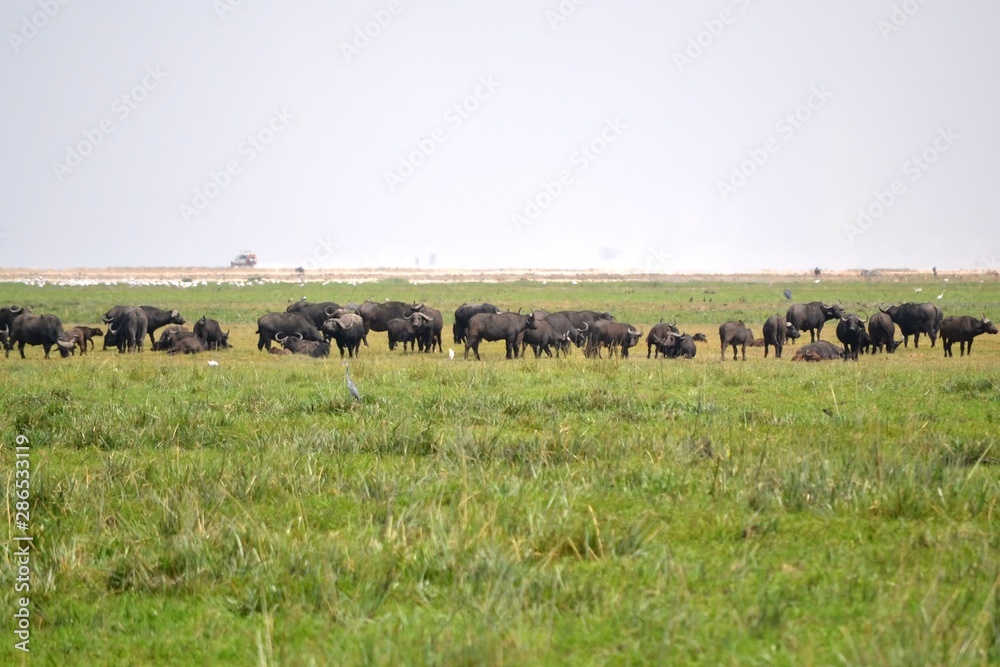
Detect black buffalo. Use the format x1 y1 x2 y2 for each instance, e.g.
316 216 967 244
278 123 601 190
358 300 413 337
408 304 443 353
649 331 697 359
719 320 754 361
386 313 432 352
5 313 75 359
286 299 341 328
103 305 185 347
785 302 844 342
879 302 943 348
867 312 900 354
453 303 502 344
791 341 844 361
256 312 324 351
274 332 331 357
322 312 365 358
107 306 149 353
0 305 31 331
646 321 679 358
762 315 800 359
153 326 190 351
836 312 868 361
194 316 230 350
517 320 569 358
938 314 998 357
586 321 643 358
465 311 537 360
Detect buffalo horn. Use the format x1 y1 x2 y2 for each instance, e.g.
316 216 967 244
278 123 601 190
580 322 589 332
275 332 287 342
858 312 868 323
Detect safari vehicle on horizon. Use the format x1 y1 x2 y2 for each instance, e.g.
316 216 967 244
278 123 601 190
230 251 257 268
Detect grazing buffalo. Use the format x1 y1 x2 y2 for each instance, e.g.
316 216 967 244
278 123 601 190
938 314 998 357
517 320 569 358
650 331 697 359
104 306 185 347
275 332 331 357
785 302 845 342
836 312 868 361
358 300 413 337
762 315 800 359
867 312 900 354
791 340 844 361
586 321 643 358
408 304 444 353
719 321 754 361
286 299 342 328
194 316 230 350
322 313 366 358
646 321 679 358
453 303 502 344
465 311 537 360
5 313 75 359
386 313 432 352
256 312 324 351
879 302 943 348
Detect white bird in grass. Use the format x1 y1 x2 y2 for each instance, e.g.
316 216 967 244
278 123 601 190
341 362 361 402
937 288 945 300
448 348 455 360
914 288 922 293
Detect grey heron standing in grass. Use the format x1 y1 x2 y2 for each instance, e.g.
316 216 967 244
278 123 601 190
342 362 361 402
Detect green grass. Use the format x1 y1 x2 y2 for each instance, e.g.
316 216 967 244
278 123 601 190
2 277 1000 665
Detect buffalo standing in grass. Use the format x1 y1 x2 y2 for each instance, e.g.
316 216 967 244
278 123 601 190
64 326 103 355
785 302 844 343
465 311 537 360
322 312 366 358
938 314 998 357
586 321 643 358
720 321 754 361
358 300 413 338
836 312 868 361
517 319 570 358
791 340 844 361
867 312 901 354
256 312 324 351
286 299 342 328
386 313 432 352
879 302 943 348
453 303 502 344
103 305 185 347
107 306 149 353
408 304 444 353
762 315 800 359
4 313 75 359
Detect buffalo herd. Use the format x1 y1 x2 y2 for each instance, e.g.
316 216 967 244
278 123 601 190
0 298 995 362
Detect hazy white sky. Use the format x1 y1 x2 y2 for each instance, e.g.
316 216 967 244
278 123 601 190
1 1 998 272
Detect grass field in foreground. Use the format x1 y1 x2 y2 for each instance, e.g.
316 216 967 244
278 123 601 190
1 277 999 665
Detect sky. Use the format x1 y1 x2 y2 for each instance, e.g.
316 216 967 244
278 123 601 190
1 1 998 273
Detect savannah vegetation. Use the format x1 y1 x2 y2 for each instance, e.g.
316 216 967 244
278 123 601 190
1 276 999 665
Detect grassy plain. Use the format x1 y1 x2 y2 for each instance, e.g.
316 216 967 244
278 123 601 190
1 275 999 665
